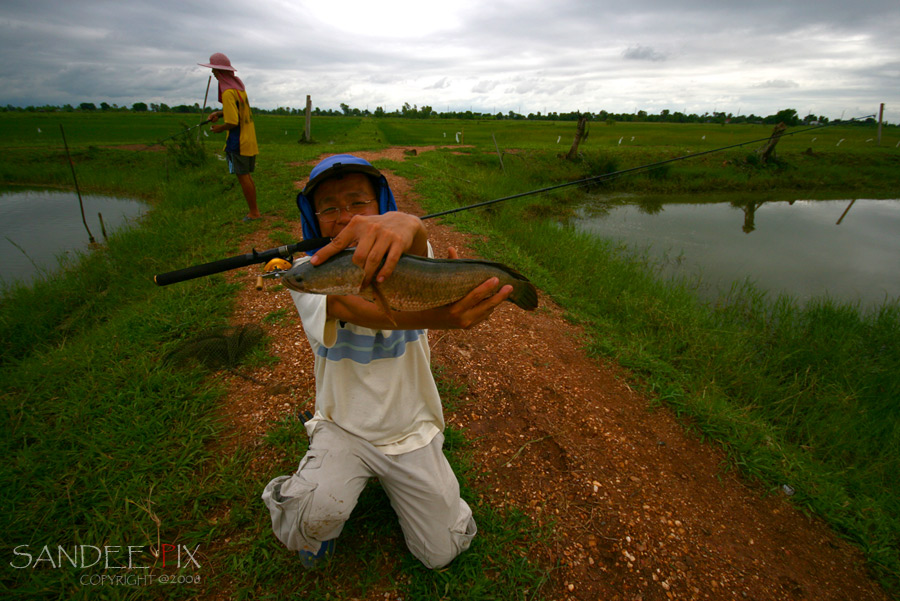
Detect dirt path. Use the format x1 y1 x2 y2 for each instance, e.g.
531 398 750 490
222 147 889 601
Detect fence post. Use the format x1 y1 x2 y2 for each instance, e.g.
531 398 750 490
305 95 312 142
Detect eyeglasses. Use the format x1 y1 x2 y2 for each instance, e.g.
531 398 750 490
315 199 375 223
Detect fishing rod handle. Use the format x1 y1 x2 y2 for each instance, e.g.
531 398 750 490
154 253 262 286
153 238 330 286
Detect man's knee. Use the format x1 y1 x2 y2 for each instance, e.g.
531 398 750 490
407 512 477 569
301 498 353 542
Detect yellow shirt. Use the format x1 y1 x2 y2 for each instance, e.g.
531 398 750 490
221 88 258 156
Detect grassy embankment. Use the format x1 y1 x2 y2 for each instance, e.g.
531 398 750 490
1 112 898 598
377 117 900 592
0 113 549 600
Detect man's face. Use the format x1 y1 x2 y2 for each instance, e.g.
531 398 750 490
313 172 380 237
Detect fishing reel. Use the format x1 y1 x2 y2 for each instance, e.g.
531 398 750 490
255 258 293 291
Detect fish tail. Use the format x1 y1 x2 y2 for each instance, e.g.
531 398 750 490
509 282 539 311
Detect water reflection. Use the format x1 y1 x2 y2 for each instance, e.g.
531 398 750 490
736 199 765 233
0 189 147 287
636 197 664 215
573 195 900 309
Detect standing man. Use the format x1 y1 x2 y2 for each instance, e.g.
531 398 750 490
262 154 514 569
198 52 261 221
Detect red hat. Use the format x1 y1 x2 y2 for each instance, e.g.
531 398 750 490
198 53 236 72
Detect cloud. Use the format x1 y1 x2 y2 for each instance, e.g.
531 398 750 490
471 80 499 94
622 45 668 62
426 77 452 90
0 0 898 121
754 80 801 89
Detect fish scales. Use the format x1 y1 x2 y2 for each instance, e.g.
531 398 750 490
282 250 538 311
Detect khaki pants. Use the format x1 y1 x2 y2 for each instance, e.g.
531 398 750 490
262 421 476 569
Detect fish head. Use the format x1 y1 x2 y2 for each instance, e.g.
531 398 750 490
281 262 312 293
280 252 364 297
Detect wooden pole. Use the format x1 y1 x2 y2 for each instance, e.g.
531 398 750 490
565 115 589 160
305 95 312 142
877 103 884 146
98 212 108 241
201 75 211 117
199 75 212 140
836 199 856 225
492 133 505 171
757 122 787 164
59 124 96 245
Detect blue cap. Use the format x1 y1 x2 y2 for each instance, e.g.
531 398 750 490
296 154 398 252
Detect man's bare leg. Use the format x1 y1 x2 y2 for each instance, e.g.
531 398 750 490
237 173 260 218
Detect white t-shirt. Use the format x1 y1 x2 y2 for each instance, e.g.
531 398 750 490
289 248 443 455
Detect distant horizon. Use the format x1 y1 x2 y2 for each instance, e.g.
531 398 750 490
2 1 897 125
2 102 888 125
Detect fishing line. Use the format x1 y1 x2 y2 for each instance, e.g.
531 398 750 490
421 115 875 220
146 119 211 148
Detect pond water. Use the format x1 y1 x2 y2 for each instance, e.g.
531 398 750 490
0 189 148 288
572 195 900 310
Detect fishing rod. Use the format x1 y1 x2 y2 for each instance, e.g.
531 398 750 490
154 116 873 286
200 75 212 123
154 238 331 286
151 118 212 147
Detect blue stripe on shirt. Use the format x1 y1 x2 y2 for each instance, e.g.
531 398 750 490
226 125 241 154
318 328 424 364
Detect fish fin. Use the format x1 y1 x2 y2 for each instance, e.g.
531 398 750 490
370 284 398 327
424 256 533 283
509 282 539 311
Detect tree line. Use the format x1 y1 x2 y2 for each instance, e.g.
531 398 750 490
1 103 886 127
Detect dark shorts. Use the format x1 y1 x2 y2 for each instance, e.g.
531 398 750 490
226 152 256 175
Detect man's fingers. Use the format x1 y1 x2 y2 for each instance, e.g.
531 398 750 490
484 284 514 309
451 282 513 329
311 230 354 265
373 244 405 284
457 278 503 310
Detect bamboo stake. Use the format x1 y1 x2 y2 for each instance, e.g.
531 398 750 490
98 212 108 241
201 75 211 119
836 199 856 225
492 133 505 171
59 124 96 245
199 75 212 140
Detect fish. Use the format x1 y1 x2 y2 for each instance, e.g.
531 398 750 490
281 250 538 316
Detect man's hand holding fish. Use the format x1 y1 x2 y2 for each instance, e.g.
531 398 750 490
310 210 428 287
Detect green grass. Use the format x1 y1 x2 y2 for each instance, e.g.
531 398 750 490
1 112 898 598
391 146 900 592
0 118 553 599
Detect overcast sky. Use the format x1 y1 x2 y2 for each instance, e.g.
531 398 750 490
1 0 898 122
